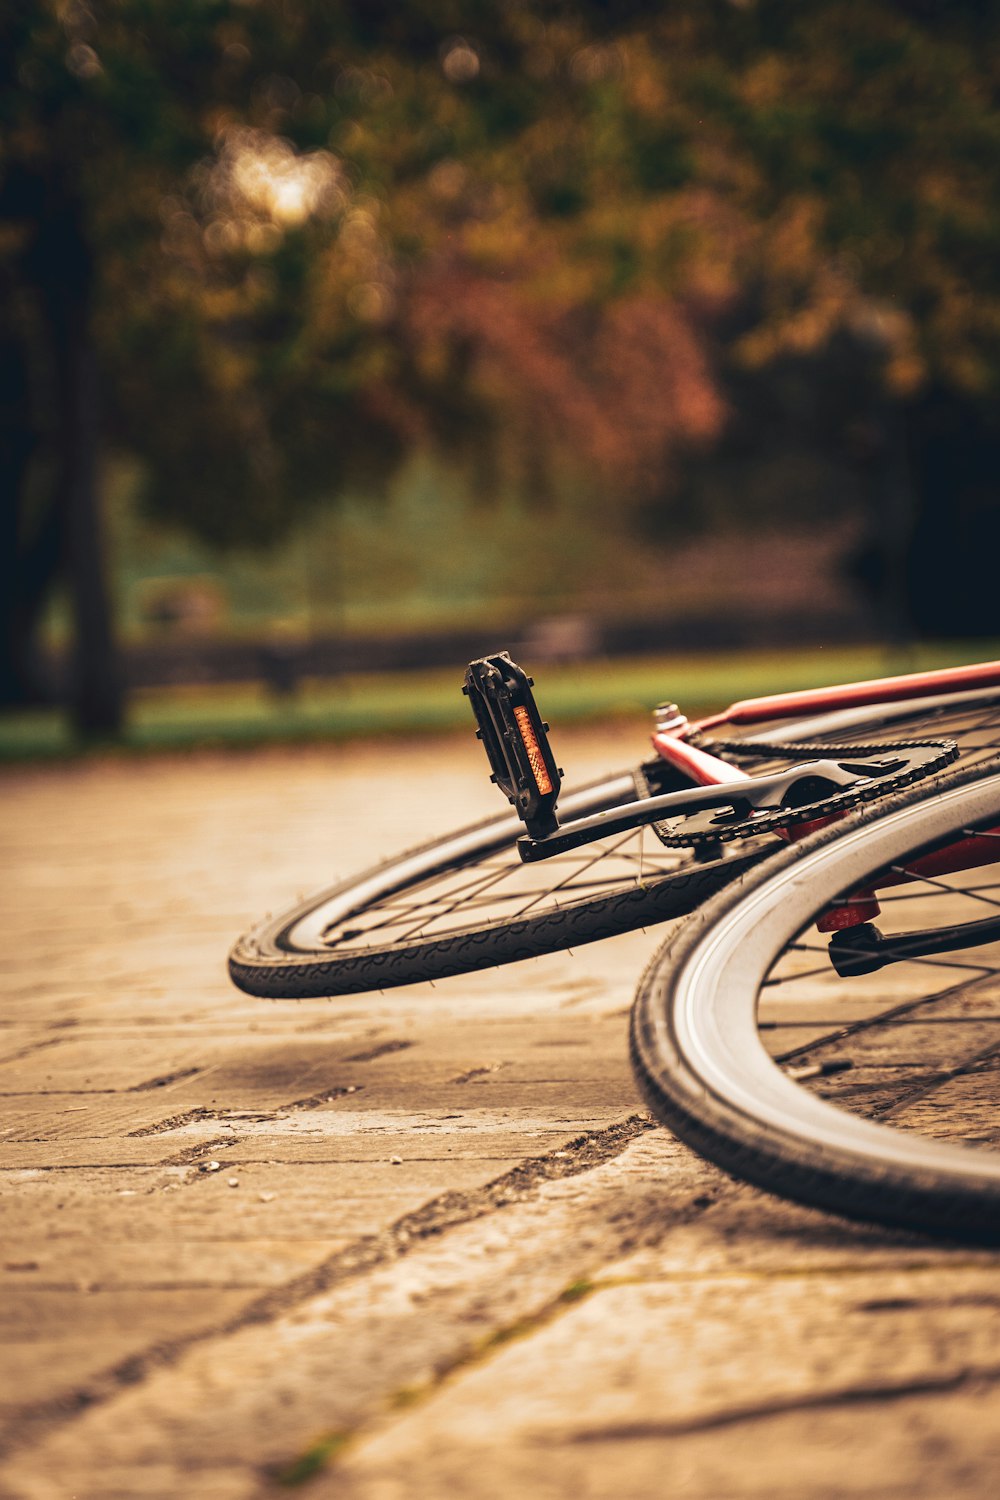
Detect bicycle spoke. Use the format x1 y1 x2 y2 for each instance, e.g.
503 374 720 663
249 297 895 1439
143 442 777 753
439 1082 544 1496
317 813 689 949
367 859 538 943
762 966 833 986
322 857 522 946
769 970 995 1064
508 828 649 919
871 1036 1000 1121
888 865 1000 912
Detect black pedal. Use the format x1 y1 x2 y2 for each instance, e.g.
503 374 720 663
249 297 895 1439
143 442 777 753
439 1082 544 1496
463 652 562 839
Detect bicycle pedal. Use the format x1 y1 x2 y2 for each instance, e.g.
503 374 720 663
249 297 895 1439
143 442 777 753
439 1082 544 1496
464 652 562 839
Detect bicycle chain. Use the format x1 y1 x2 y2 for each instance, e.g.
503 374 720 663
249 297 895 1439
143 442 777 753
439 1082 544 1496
644 733 960 847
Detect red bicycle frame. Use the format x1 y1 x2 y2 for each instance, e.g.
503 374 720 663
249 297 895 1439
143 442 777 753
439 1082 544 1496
651 657 1000 931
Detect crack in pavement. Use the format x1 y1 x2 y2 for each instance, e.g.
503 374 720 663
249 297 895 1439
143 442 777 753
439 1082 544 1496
127 1084 364 1139
343 1041 414 1063
129 1068 204 1092
0 1113 656 1462
558 1363 1000 1443
268 1314 1000 1486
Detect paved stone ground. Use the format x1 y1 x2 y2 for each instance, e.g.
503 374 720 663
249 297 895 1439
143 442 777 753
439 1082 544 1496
1 729 998 1500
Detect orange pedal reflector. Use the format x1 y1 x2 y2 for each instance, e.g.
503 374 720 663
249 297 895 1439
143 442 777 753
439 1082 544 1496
514 706 553 795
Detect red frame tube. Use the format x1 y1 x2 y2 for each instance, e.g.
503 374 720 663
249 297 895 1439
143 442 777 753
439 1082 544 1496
690 659 1000 735
651 731 750 787
817 830 1000 931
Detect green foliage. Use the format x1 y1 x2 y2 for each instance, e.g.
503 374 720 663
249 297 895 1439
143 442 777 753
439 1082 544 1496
5 0 1000 558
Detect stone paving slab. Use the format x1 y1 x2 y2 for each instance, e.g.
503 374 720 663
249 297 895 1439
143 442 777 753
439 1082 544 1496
1 731 999 1499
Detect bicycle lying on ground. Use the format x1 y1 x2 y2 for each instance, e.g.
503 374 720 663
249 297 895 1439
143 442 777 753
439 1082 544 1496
230 652 1000 1243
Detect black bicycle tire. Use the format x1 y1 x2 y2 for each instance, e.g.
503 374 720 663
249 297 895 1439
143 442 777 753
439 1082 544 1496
630 758 1000 1244
229 772 766 999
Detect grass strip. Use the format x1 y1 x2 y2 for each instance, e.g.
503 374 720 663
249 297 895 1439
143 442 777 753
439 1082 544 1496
2 642 997 763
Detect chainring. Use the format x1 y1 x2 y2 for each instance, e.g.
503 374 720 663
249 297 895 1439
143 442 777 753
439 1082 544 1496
645 736 959 847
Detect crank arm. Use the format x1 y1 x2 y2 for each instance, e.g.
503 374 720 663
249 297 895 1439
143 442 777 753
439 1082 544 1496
517 784 761 861
521 750 953 870
516 757 900 862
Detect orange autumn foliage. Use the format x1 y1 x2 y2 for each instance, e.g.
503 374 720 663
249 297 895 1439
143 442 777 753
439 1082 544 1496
399 262 725 499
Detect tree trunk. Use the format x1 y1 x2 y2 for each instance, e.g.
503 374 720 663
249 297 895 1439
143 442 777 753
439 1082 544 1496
37 185 124 738
59 314 123 736
903 389 1000 639
0 310 56 706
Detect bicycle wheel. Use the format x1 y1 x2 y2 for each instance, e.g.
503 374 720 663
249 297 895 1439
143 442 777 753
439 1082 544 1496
231 689 1000 1000
631 758 1000 1243
229 769 766 999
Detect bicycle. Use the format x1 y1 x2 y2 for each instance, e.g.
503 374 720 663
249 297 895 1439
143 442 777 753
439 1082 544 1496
229 651 1000 1242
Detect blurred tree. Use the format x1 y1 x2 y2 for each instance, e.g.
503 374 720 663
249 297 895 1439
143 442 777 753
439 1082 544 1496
636 1 1000 633
0 0 298 729
5 0 1000 737
0 0 726 733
